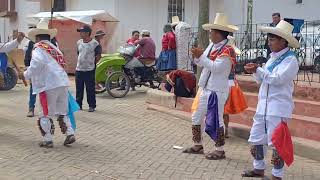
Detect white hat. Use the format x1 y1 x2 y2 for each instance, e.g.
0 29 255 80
202 13 238 32
171 16 180 26
28 20 57 42
141 30 150 36
259 20 299 48
227 35 241 55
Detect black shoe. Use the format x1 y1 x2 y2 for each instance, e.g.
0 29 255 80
88 107 95 112
27 108 35 117
39 141 53 148
64 135 76 146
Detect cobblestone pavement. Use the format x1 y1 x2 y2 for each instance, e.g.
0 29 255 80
0 84 319 180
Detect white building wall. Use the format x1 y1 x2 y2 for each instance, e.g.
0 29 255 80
252 0 320 23
113 0 168 54
66 0 168 55
184 0 199 28
3 0 319 52
66 0 116 16
0 0 40 44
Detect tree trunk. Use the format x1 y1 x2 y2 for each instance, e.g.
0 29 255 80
196 0 210 89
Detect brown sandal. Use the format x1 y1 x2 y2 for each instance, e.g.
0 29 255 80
241 170 264 177
182 145 204 154
205 150 226 160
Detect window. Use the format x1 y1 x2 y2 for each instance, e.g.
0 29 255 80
168 0 185 23
296 0 302 4
0 0 16 17
53 0 65 12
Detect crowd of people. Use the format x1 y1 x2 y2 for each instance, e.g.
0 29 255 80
0 11 300 179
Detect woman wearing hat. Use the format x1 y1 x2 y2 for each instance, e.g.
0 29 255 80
242 20 299 180
183 13 238 160
156 24 177 71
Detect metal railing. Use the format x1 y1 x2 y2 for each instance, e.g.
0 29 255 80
188 21 320 84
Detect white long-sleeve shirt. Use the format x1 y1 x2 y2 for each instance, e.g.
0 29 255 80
253 47 299 118
24 40 69 94
194 39 232 93
0 40 19 53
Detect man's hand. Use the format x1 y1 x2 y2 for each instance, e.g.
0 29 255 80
17 32 25 44
18 72 24 80
191 47 204 59
244 63 259 73
18 72 28 87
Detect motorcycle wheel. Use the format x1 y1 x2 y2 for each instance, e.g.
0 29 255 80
0 67 17 91
105 71 130 98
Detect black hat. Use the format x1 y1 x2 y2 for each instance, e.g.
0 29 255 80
77 25 92 33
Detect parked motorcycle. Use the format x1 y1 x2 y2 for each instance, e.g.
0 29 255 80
0 53 18 90
95 45 162 98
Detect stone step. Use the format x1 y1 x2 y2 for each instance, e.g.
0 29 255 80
237 77 320 101
245 92 320 118
146 89 320 141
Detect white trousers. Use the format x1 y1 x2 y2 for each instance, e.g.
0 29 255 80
40 116 74 142
191 88 228 147
39 87 74 142
248 114 289 178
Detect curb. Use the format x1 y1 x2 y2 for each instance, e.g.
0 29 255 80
147 103 320 162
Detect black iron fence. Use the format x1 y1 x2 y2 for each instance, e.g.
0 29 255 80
188 21 320 84
234 21 320 84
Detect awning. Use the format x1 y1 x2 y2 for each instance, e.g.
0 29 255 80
28 10 119 25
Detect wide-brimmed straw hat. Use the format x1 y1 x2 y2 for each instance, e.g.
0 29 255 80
171 16 180 26
95 30 106 37
259 20 299 48
202 13 238 33
227 36 241 55
28 20 57 42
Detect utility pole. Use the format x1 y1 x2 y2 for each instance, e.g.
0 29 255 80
196 0 210 86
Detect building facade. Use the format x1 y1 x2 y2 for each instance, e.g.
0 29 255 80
0 0 318 54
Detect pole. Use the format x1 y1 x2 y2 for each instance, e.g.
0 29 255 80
246 0 253 48
50 0 54 29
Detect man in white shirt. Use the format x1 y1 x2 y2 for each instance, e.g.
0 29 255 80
242 20 300 180
0 33 25 86
0 32 25 53
183 13 238 160
76 25 101 112
22 21 76 148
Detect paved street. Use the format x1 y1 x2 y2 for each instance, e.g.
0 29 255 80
0 83 319 180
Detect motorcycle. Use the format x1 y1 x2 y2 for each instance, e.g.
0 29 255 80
0 53 18 90
95 45 163 98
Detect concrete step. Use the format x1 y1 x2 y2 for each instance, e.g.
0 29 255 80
237 77 320 101
245 92 320 118
146 103 320 162
146 89 320 140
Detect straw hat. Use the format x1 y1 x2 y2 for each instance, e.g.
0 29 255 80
95 30 106 37
28 20 57 42
259 20 299 48
202 13 238 32
227 36 241 55
171 16 180 26
141 30 150 36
